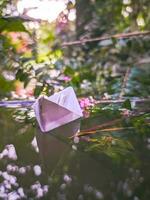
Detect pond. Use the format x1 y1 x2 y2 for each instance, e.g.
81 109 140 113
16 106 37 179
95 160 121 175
0 101 150 200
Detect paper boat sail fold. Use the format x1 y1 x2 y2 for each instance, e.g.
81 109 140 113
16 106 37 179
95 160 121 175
33 87 83 132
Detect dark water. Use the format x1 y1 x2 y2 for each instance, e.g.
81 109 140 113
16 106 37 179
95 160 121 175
0 106 150 200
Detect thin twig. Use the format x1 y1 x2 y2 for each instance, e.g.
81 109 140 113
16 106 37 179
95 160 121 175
1 15 45 23
80 119 121 133
136 58 150 65
77 119 150 137
77 127 134 137
95 98 150 104
70 111 150 138
62 31 150 46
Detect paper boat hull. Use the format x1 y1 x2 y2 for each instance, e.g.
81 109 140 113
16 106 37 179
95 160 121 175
33 87 83 132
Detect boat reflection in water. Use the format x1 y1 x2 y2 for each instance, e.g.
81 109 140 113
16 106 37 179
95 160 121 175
35 118 111 199
36 119 80 174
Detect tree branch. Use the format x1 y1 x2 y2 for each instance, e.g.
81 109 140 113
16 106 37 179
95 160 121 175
0 98 149 108
1 15 45 23
62 31 150 46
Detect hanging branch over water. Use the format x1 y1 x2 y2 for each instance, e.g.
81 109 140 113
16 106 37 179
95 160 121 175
62 31 150 46
77 127 135 137
79 118 122 133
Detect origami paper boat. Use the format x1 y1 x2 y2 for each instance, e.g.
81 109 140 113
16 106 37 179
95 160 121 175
33 87 83 132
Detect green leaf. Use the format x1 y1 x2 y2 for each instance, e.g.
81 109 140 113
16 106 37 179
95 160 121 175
16 69 29 82
0 75 14 93
0 18 27 32
34 85 43 96
64 66 75 76
122 99 132 110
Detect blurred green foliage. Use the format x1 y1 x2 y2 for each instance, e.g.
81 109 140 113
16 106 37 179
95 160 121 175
0 0 149 98
0 18 27 32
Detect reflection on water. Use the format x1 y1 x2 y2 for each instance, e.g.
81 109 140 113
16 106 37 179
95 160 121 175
0 108 150 199
36 119 80 174
35 120 112 199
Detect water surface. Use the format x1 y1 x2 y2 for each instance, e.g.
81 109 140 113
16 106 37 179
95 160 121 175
0 106 150 200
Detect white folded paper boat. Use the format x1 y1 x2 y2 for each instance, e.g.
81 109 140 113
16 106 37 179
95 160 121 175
33 87 83 132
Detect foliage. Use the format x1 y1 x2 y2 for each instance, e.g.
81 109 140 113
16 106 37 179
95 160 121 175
85 135 134 162
0 18 27 32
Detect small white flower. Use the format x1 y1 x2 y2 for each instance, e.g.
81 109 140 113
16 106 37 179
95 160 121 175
33 165 42 176
8 191 20 200
95 190 104 199
36 188 44 198
63 174 72 184
18 167 26 174
17 187 26 198
43 185 49 194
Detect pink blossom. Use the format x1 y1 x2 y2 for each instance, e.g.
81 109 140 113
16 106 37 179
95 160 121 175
79 97 95 109
58 75 72 82
79 97 96 118
63 76 72 82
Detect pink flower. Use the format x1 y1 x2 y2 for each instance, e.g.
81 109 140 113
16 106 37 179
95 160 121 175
79 97 96 110
63 76 72 82
58 75 72 82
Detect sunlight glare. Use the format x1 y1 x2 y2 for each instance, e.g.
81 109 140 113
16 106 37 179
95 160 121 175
17 0 66 22
68 9 76 21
